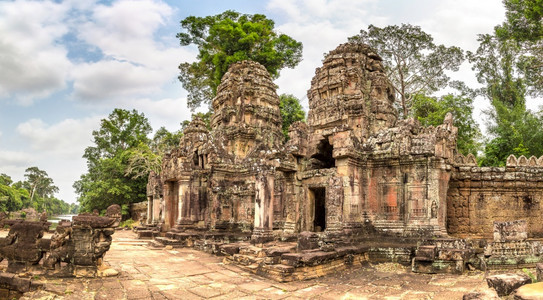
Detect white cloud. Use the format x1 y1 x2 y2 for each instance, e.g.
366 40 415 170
16 116 100 158
11 116 103 203
0 0 72 104
118 97 193 131
267 0 385 107
0 150 32 168
417 0 505 51
72 60 168 100
72 0 195 101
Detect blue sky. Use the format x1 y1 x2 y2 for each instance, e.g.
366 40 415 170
0 0 528 203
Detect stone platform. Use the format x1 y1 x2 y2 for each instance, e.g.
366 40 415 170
17 230 499 299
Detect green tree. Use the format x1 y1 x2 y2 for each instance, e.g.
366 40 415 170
496 0 543 96
349 24 465 118
177 10 303 110
23 167 59 202
151 127 183 154
180 112 213 131
279 94 306 140
0 174 26 212
500 0 542 42
74 109 152 212
124 142 163 180
412 93 481 156
469 32 543 166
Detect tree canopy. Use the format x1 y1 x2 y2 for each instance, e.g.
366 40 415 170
412 93 481 156
349 24 465 118
0 168 73 215
469 0 543 166
496 0 543 96
279 94 306 141
75 109 153 212
177 10 303 110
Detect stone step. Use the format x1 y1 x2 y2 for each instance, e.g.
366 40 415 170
232 254 264 266
136 230 159 239
154 237 185 247
147 240 166 249
239 245 265 257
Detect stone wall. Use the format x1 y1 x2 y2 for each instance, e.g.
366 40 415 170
447 155 543 238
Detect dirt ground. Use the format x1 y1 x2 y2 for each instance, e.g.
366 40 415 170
14 230 501 299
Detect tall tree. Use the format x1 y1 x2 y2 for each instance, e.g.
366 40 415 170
496 0 543 96
24 167 59 202
75 109 152 212
349 24 464 118
177 10 303 110
279 94 306 141
469 32 543 166
84 109 152 165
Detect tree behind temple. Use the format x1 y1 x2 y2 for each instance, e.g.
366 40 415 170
412 93 482 156
349 24 464 119
177 10 303 110
469 30 543 166
279 94 305 141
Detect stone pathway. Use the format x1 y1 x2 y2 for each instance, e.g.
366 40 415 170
21 230 492 299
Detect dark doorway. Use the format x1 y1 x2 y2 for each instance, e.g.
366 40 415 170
312 187 326 232
311 139 335 168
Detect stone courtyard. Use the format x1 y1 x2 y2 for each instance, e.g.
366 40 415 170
16 230 503 299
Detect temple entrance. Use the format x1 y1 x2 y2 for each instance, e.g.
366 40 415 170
311 187 326 232
164 181 179 230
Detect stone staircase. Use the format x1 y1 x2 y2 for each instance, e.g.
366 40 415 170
134 224 161 239
221 241 376 282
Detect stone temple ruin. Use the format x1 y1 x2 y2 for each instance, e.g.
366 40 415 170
0 205 120 278
138 43 543 281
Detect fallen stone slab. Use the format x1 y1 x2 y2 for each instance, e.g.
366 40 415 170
514 282 543 300
300 251 337 266
486 273 531 296
220 243 241 256
462 288 499 300
416 245 436 261
265 246 294 257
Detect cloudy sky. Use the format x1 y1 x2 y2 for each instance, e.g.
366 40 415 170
0 0 530 203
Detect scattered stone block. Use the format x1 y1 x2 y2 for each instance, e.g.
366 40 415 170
297 232 319 251
416 245 436 261
514 282 543 300
486 273 531 296
220 244 241 256
537 263 543 282
462 288 499 300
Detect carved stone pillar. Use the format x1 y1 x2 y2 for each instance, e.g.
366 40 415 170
251 172 275 243
178 180 192 225
146 196 153 225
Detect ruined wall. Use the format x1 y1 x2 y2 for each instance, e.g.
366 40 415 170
352 116 456 237
0 205 120 277
447 155 543 238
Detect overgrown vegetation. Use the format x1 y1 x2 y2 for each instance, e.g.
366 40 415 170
470 0 543 166
0 168 76 215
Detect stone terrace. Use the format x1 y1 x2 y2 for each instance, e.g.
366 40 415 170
14 230 509 299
